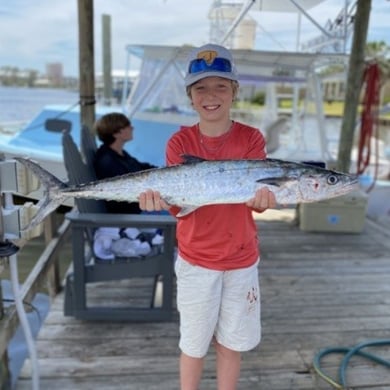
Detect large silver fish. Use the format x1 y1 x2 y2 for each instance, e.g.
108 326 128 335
15 155 359 231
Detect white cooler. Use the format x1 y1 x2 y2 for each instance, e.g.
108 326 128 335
299 190 368 233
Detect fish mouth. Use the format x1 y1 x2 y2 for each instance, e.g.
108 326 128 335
349 175 360 187
341 177 360 193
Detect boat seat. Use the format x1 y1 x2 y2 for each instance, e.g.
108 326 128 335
264 116 288 154
80 124 98 176
61 125 176 322
62 128 105 213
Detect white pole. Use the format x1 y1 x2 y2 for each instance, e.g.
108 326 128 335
9 253 40 390
291 11 301 146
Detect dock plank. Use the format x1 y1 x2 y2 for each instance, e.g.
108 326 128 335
16 215 390 390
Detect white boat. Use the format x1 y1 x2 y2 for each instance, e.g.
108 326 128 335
0 47 343 170
0 102 193 183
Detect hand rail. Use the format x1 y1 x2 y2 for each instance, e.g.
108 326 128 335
0 214 71 387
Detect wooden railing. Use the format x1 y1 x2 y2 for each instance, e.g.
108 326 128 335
0 213 71 388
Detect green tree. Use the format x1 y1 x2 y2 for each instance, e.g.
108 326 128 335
26 70 38 87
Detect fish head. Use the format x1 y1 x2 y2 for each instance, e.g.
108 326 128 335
298 169 359 202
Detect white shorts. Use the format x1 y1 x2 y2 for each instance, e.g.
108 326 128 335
174 255 261 358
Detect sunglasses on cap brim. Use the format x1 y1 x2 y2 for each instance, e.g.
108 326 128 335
188 57 232 74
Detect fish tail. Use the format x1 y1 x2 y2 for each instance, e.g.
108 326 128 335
14 157 68 231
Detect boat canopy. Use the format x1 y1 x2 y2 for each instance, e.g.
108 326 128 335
124 43 348 118
252 0 325 13
123 43 348 161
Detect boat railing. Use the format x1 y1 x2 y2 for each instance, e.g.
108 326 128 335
0 210 71 388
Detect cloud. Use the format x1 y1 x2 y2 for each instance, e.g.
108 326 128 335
0 0 78 72
0 0 389 77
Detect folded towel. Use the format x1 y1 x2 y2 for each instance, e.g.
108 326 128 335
111 238 151 257
93 227 121 260
93 227 159 260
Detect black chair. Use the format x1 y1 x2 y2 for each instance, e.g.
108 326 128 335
62 125 176 322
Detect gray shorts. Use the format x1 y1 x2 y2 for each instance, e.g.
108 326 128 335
175 255 261 358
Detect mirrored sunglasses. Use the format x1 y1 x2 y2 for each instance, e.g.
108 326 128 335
188 57 232 74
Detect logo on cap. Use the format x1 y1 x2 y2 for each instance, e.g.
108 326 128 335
197 50 218 64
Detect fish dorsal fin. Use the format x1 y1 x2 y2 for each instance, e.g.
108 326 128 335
181 154 206 164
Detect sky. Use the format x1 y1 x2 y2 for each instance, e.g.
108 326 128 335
0 0 389 77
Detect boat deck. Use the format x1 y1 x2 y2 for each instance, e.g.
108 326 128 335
15 211 390 390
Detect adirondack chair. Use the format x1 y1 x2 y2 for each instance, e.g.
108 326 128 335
61 124 176 322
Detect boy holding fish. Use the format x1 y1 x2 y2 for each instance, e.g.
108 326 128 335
140 43 276 390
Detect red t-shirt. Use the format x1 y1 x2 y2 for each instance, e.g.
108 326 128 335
166 121 267 271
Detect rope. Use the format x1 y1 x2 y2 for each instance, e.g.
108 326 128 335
356 62 381 191
313 339 390 389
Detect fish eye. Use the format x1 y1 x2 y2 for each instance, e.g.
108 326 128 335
327 174 339 185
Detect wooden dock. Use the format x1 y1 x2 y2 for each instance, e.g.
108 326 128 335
15 211 390 390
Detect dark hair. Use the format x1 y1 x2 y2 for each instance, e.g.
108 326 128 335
93 112 130 145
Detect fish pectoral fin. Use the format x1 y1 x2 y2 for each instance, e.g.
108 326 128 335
176 205 198 217
256 177 292 187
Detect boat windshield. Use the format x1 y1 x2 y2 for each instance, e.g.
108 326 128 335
128 54 194 117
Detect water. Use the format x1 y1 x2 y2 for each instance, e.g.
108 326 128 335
0 86 79 122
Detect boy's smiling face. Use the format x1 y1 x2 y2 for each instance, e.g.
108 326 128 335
190 76 234 121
